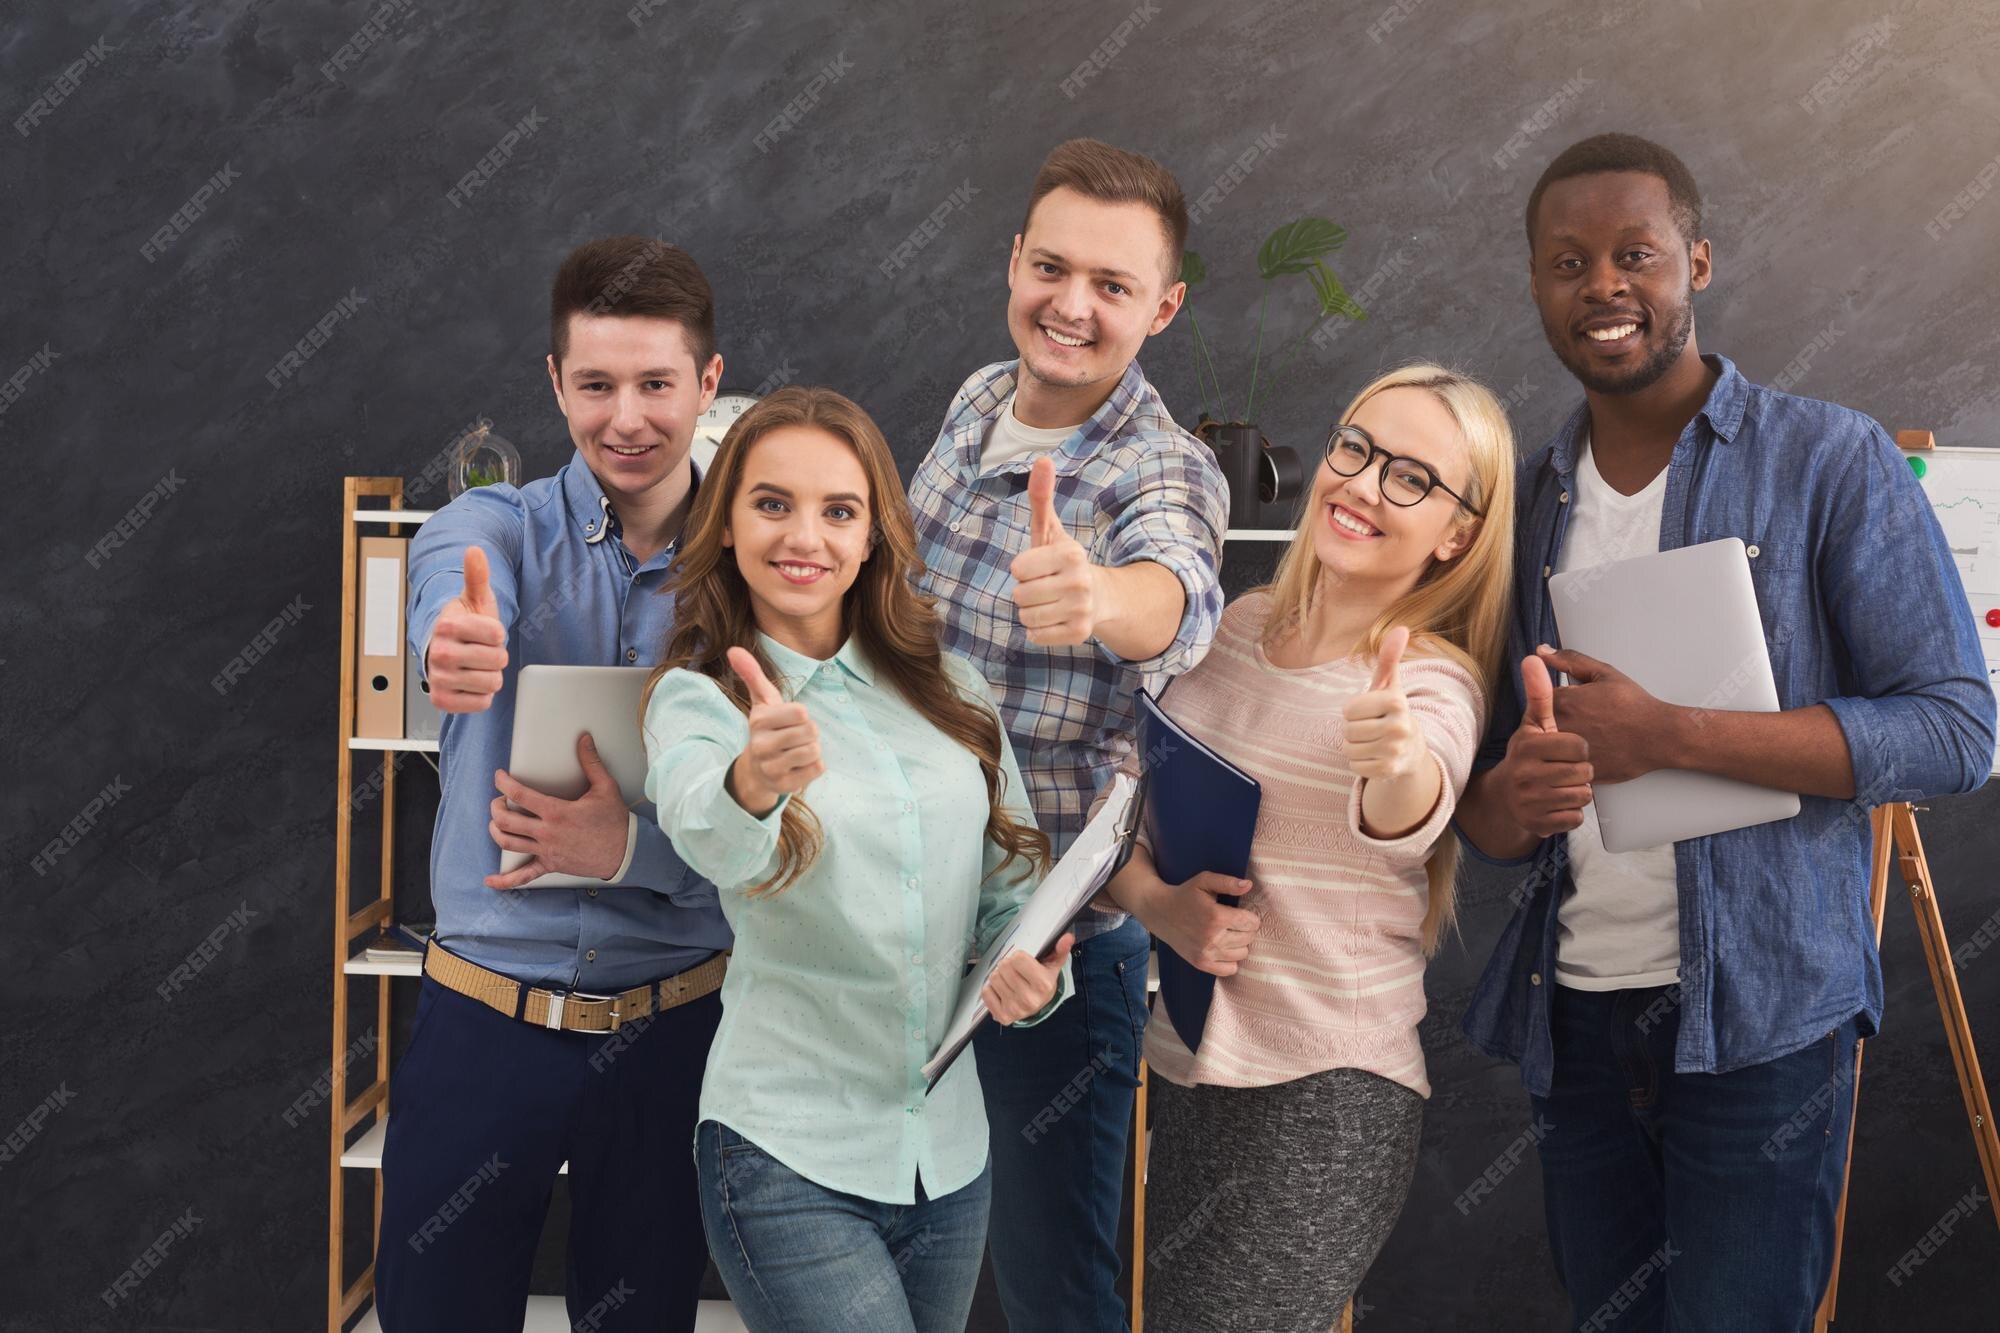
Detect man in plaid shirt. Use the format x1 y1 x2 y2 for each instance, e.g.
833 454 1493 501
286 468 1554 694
908 139 1227 1331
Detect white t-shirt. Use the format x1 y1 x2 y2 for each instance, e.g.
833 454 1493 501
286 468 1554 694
979 394 1075 472
1553 436 1681 991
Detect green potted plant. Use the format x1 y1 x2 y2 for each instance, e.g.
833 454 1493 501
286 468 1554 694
1181 218 1365 526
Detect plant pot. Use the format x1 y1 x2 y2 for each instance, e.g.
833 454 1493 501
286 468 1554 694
1204 421 1267 530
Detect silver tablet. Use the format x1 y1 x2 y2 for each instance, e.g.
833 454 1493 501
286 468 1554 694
1548 537 1801 852
498 664 655 888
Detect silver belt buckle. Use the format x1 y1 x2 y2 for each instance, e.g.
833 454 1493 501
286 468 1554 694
547 987 620 1031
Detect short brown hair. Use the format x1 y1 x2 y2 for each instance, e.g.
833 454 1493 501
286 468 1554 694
1020 139 1188 289
549 235 717 369
1526 133 1704 250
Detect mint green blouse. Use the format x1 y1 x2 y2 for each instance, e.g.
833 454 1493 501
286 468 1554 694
644 632 1067 1204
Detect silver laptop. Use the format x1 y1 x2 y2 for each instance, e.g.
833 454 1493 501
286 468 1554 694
1548 537 1801 852
499 665 656 888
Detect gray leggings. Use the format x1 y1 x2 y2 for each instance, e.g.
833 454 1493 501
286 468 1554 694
1144 1066 1424 1333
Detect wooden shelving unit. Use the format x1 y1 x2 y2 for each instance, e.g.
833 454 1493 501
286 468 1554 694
328 477 424 1333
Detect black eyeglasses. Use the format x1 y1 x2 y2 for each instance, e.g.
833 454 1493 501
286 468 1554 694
1323 424 1483 515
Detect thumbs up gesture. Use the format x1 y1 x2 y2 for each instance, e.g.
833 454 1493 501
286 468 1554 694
1008 456 1100 647
1492 651 1596 836
726 646 823 817
1343 627 1427 781
427 545 509 714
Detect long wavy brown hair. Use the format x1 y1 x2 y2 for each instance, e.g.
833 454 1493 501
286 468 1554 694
643 385 1051 896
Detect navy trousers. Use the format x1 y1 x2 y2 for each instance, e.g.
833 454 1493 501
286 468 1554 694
375 970 721 1332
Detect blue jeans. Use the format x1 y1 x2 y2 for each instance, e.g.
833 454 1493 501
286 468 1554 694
973 915 1150 1331
1531 983 1860 1333
376 973 720 1332
696 1120 991 1333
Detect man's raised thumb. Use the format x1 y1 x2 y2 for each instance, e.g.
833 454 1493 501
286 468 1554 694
1520 652 1557 733
1027 455 1062 547
461 545 498 617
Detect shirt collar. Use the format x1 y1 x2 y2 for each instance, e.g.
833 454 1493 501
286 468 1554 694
560 448 705 546
754 628 877 691
948 358 1151 479
1548 353 1747 476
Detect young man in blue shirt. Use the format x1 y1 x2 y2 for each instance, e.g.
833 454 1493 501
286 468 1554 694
375 237 733 1332
907 139 1229 1330
1455 134 1995 1332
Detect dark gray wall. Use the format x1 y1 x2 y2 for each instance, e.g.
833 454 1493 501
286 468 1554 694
5 0 1997 1329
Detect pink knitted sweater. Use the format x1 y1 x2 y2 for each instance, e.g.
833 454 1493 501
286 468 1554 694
1135 591 1483 1099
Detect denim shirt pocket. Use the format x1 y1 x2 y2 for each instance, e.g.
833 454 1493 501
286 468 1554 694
1739 537 1810 706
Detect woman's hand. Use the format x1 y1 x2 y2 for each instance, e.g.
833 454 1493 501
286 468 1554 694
726 647 822 816
1343 627 1424 781
1105 847 1260 977
983 932 1074 1025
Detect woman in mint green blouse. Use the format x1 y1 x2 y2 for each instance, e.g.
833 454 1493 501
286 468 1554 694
642 386 1073 1333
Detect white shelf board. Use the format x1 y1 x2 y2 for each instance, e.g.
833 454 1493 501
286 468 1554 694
340 1116 389 1169
349 737 440 752
343 1113 566 1174
1224 528 1293 542
351 508 436 524
353 1295 746 1332
344 950 423 977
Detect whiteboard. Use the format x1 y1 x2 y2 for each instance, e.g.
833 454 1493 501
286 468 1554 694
1906 444 2000 776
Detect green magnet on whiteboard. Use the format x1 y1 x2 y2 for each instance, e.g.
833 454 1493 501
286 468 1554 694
1908 455 1927 478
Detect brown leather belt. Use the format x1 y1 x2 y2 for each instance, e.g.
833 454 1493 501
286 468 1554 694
423 942 726 1034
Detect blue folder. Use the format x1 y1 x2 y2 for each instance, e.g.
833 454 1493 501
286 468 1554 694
1133 687 1261 1053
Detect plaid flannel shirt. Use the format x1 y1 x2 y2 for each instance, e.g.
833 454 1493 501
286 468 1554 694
908 358 1229 939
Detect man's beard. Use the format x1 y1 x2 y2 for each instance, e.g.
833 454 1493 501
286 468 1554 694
1544 293 1695 395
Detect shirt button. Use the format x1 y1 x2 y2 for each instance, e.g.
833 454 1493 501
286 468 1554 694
1558 490 1570 504
906 876 920 890
626 648 637 662
1530 971 1543 986
586 949 597 962
1542 564 1553 578
949 520 962 533
1746 544 1761 558
911 951 924 965
903 800 915 814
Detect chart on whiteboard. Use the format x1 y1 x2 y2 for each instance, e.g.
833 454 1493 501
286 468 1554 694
1912 446 2000 776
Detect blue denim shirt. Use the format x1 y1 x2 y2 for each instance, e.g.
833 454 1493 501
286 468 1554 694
1459 356 1995 1097
406 450 732 993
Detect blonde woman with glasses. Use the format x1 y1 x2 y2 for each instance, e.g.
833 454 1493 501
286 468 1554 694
1098 365 1517 1330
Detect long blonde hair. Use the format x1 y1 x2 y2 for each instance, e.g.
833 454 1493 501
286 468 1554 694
1257 363 1517 954
643 386 1050 896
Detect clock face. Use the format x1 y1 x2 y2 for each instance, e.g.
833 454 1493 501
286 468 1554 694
693 391 760 472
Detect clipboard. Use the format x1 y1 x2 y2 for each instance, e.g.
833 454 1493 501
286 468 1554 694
922 770 1142 1090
